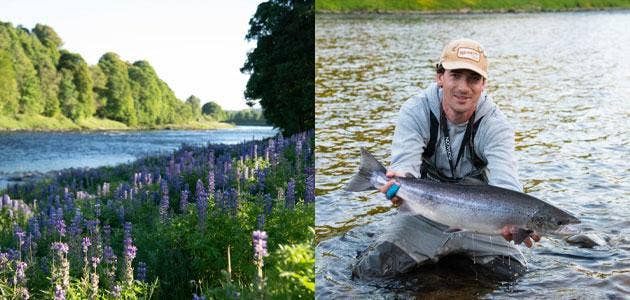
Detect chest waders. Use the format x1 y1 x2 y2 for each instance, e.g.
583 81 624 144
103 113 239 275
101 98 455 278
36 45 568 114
419 107 489 184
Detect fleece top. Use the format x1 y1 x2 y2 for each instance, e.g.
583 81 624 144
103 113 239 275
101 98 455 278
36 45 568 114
390 82 522 192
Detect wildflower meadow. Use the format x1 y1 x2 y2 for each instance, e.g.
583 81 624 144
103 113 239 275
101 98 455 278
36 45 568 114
0 130 314 299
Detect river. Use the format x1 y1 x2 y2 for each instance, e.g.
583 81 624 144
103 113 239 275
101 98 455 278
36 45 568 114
315 11 630 299
0 126 277 190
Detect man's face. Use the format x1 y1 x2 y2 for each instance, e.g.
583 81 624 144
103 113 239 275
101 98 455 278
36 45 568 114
436 69 486 115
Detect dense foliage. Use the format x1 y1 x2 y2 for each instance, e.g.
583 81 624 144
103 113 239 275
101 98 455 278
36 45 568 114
0 21 205 128
0 130 314 299
241 0 314 136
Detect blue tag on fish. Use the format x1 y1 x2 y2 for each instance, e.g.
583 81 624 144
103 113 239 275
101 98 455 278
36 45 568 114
385 184 400 200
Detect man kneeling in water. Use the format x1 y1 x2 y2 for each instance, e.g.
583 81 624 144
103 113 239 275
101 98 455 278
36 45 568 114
353 38 540 279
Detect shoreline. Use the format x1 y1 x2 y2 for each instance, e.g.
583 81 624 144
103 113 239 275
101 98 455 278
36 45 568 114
316 6 630 15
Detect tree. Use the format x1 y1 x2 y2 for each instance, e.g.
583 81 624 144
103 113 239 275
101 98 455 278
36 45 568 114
57 50 95 120
201 101 227 121
0 49 19 114
185 95 202 119
97 52 137 126
241 0 314 136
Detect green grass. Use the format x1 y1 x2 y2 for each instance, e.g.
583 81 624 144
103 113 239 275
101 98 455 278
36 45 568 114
0 114 80 131
76 117 129 130
0 115 234 131
316 0 630 13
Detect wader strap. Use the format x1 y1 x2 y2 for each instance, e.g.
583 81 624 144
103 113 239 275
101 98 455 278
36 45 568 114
420 111 439 179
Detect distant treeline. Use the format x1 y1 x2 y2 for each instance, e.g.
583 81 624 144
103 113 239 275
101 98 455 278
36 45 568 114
316 0 630 12
201 101 268 126
0 21 208 127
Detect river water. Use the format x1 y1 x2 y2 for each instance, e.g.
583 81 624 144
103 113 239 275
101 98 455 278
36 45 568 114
315 11 630 299
0 126 276 190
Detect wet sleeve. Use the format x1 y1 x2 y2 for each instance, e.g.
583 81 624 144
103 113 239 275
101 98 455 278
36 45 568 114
389 97 430 178
478 113 523 192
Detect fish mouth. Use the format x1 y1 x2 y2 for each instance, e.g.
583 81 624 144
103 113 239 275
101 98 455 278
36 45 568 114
554 223 582 236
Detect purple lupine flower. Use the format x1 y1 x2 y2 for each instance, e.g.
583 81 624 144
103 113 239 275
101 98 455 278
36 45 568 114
285 179 295 209
252 230 269 259
82 237 91 255
111 285 122 297
103 246 116 264
159 180 170 222
195 179 208 231
51 242 70 292
54 284 66 300
15 261 27 283
225 188 238 217
207 170 215 196
124 238 137 260
123 222 132 240
137 261 147 282
180 189 189 213
14 225 25 247
86 219 99 236
94 203 101 218
305 174 315 204
51 242 69 254
54 217 66 237
193 294 206 300
91 256 100 269
123 237 137 285
103 224 111 244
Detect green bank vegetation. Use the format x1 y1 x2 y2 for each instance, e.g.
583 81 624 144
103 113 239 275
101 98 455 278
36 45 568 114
0 21 239 131
316 0 630 13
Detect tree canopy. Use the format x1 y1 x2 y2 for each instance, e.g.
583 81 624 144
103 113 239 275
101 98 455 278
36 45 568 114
241 0 314 136
0 21 204 128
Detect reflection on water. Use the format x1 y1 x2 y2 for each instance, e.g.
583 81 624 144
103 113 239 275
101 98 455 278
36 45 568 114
316 11 630 299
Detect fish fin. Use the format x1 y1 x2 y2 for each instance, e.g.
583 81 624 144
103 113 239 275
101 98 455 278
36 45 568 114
513 228 534 245
344 148 387 192
444 228 463 233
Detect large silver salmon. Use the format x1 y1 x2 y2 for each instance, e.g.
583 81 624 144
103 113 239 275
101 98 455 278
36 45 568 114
345 148 580 244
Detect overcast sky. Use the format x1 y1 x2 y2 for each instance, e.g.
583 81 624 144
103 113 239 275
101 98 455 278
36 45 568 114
0 0 263 110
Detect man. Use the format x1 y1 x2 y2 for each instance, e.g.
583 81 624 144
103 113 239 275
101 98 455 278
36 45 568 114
353 38 539 279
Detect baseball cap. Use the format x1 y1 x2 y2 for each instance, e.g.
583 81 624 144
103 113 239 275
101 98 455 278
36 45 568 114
439 38 488 79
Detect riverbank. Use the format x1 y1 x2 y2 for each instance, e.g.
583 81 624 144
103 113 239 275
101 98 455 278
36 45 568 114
0 114 234 132
316 0 630 13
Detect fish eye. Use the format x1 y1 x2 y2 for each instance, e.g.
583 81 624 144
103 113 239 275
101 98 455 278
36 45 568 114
556 221 563 226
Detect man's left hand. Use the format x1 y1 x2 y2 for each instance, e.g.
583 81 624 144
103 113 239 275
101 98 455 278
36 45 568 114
501 225 541 248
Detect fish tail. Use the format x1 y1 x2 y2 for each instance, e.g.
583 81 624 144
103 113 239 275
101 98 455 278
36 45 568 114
344 148 387 192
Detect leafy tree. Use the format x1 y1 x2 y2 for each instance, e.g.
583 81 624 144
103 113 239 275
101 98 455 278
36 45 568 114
241 0 314 136
185 95 202 119
57 50 95 120
129 61 163 125
0 49 19 114
201 101 226 121
97 52 137 125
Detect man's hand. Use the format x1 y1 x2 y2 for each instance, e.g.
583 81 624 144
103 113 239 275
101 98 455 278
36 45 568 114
501 225 541 248
378 170 407 206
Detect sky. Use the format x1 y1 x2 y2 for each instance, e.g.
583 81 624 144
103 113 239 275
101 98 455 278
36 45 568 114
0 0 264 110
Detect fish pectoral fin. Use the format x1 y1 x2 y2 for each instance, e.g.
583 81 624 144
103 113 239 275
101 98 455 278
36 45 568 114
444 227 464 233
513 228 534 245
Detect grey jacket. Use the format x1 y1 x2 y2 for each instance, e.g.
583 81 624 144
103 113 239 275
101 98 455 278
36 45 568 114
390 83 522 192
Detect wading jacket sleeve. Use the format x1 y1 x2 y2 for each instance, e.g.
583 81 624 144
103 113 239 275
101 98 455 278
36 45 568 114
389 83 522 192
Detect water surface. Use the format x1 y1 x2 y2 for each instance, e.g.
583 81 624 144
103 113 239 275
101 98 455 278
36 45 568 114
0 126 276 189
316 11 630 299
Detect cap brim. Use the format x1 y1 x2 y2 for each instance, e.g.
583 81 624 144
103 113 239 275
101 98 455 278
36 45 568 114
442 61 488 79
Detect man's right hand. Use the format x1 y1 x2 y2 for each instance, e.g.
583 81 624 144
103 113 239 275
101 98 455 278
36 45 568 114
378 170 407 206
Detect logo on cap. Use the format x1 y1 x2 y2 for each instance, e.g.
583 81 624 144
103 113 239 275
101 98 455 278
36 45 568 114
457 48 480 62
